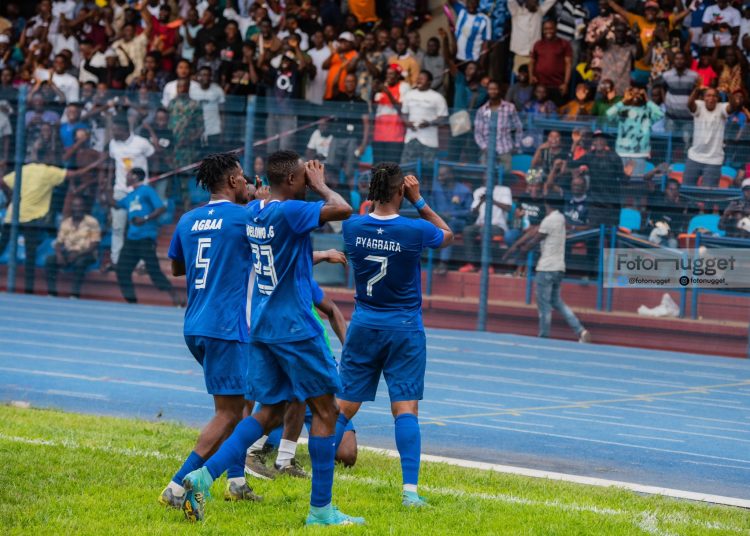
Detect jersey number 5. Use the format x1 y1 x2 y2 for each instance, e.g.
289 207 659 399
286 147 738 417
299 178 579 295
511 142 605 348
195 237 211 289
364 255 388 296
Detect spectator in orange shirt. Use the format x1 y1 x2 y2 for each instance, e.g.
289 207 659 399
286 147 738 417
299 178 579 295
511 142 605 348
323 32 358 100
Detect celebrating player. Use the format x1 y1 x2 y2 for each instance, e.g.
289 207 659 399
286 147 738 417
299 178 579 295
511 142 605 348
333 163 453 507
245 277 358 479
160 153 260 509
181 151 364 526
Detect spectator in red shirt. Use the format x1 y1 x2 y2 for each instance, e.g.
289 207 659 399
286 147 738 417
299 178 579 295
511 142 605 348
530 20 573 105
145 4 178 74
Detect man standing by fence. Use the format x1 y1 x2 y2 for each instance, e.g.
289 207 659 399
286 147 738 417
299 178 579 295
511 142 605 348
525 191 591 342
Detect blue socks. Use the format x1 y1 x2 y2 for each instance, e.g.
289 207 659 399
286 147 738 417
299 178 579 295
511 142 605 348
333 413 349 450
308 435 336 507
394 413 421 488
266 424 283 449
172 451 205 486
204 416 264 480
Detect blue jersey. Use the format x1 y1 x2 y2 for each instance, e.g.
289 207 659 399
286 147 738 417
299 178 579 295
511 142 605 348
343 214 443 331
168 200 253 342
246 199 324 343
116 184 164 241
311 279 324 307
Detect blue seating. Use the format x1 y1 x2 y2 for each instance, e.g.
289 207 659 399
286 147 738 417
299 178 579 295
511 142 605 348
721 165 738 179
687 214 724 236
512 154 532 173
619 208 641 232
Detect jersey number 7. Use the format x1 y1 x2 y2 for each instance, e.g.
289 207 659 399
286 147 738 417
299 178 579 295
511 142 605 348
364 255 388 297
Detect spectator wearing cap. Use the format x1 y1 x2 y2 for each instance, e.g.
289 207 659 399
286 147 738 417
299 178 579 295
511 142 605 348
575 131 626 227
400 70 449 171
112 167 181 306
388 36 421 87
702 0 741 51
606 0 690 86
644 178 692 248
326 73 369 185
683 86 738 187
509 0 557 74
323 31 358 100
720 179 750 237
530 20 572 105
83 47 135 90
264 51 303 153
474 80 522 175
372 64 410 163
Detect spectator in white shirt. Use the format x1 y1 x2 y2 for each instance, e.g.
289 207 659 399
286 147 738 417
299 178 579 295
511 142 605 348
305 30 330 105
79 40 106 84
458 183 517 273
107 119 155 266
509 0 557 73
702 0 741 49
51 21 80 69
161 59 200 108
193 66 226 151
49 53 80 104
683 86 738 187
400 70 448 172
305 121 334 161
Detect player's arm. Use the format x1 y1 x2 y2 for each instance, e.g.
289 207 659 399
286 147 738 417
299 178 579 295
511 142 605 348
404 175 454 248
315 296 347 345
304 160 353 224
313 249 348 265
171 260 186 277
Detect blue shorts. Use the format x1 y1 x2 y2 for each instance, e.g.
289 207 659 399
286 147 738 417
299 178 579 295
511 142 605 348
247 337 342 404
185 335 248 396
338 324 426 403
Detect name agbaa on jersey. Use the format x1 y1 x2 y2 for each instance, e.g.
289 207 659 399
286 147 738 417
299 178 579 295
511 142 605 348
191 218 224 231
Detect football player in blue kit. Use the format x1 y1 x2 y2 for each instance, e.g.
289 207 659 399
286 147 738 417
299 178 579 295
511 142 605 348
181 151 364 526
161 153 260 512
333 163 453 507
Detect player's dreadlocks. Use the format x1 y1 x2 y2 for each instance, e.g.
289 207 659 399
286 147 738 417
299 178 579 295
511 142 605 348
196 152 240 192
367 162 404 204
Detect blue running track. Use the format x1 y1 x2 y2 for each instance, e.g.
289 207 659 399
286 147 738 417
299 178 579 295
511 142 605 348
1 293 750 501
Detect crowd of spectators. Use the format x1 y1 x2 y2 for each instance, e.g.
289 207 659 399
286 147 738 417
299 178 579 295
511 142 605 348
1 0 750 295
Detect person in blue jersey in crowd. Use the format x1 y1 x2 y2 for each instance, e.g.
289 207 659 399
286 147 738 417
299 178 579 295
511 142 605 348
112 167 182 306
245 277 358 479
160 153 259 514
334 162 454 508
181 151 364 527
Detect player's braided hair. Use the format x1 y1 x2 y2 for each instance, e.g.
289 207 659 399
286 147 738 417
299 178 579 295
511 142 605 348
196 152 240 192
367 162 403 204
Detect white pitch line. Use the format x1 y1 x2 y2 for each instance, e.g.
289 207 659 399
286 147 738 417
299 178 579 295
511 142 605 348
0 431 746 531
617 433 685 444
0 326 185 349
353 444 750 510
0 352 197 376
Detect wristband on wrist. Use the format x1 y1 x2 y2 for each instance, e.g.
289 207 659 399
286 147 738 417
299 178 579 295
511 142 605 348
413 197 427 210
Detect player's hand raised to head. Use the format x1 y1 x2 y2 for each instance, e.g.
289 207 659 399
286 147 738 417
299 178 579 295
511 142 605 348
403 175 421 204
304 159 326 191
